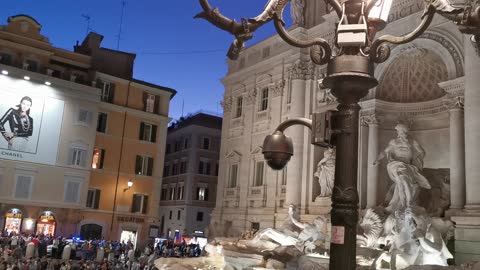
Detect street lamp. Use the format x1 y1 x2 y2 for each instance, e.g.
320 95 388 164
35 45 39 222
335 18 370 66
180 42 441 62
196 0 480 269
124 179 133 192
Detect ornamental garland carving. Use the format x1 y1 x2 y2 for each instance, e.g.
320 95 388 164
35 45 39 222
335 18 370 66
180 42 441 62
363 114 380 126
221 96 233 112
443 95 464 110
245 88 257 105
288 61 316 80
269 80 286 98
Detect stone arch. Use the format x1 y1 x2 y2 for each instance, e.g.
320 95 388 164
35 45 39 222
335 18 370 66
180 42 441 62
375 30 463 79
77 219 107 239
376 47 448 103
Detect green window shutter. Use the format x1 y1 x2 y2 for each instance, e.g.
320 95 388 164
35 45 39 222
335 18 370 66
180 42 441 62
139 122 145 140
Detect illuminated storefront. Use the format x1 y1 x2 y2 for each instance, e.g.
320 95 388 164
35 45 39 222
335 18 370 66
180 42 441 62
4 208 22 234
36 211 56 236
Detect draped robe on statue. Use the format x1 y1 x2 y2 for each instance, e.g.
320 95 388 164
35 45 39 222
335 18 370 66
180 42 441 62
384 138 431 211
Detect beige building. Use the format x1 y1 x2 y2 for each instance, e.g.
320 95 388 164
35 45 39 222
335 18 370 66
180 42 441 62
211 0 480 263
0 15 175 246
159 112 222 239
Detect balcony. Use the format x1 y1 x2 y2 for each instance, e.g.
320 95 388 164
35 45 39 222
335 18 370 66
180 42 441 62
248 185 266 198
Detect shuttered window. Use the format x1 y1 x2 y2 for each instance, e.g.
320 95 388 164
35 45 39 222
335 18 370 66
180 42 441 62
14 175 33 199
135 155 153 176
139 122 157 143
132 194 148 214
86 189 101 209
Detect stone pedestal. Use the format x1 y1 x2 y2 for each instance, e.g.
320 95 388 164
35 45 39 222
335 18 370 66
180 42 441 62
451 215 480 264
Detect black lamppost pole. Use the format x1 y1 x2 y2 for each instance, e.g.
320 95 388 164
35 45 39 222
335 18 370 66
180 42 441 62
196 0 480 268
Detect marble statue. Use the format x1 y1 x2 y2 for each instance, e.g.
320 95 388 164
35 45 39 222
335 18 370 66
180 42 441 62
315 148 336 198
291 0 305 26
373 207 452 269
252 205 328 253
357 208 384 248
373 123 431 212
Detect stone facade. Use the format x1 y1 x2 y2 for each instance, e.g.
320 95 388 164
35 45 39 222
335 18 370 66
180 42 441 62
210 0 480 263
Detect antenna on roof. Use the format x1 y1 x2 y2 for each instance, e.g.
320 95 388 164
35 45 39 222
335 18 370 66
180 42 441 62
181 99 185 118
81 14 92 35
116 1 127 50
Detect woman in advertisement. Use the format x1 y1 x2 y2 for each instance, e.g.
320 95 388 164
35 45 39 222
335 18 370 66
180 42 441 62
0 96 33 152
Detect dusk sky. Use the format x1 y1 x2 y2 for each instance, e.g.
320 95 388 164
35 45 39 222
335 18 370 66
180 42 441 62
0 1 293 121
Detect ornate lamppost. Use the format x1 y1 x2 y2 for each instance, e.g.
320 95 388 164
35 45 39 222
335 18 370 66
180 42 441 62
196 0 480 269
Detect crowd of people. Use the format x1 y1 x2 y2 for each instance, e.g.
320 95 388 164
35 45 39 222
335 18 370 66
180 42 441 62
154 239 202 258
0 232 158 270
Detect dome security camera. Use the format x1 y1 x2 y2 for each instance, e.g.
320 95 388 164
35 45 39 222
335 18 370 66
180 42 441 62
262 131 294 170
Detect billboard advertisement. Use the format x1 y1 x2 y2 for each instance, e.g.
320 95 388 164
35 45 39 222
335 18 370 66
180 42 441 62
0 77 64 165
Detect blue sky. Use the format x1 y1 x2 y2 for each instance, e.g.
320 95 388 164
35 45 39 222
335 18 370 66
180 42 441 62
0 1 292 121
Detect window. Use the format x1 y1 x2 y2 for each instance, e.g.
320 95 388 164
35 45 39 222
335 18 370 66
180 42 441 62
177 186 184 200
235 96 243 118
174 141 180 152
135 155 153 176
177 210 181 220
143 93 159 113
163 165 170 177
97 113 108 133
14 175 33 199
0 53 12 65
254 161 264 186
196 187 209 201
131 194 148 213
229 164 238 188
24 60 38 72
169 188 175 200
64 176 82 203
202 138 210 150
260 88 269 111
172 163 178 175
180 160 187 174
100 81 115 103
166 144 171 154
76 109 92 126
183 137 190 149
169 211 173 220
146 94 155 113
262 47 270 58
286 81 292 104
198 160 211 175
91 148 105 169
86 189 101 209
196 212 204 222
161 188 168 200
69 148 87 167
139 122 157 142
215 163 219 176
251 222 260 231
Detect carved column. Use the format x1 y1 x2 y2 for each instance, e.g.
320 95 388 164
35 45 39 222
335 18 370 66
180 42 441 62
365 114 380 208
285 61 313 208
358 116 369 209
464 35 480 210
445 96 465 209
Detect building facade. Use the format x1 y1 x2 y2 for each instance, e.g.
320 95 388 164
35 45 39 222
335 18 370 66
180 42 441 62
159 112 221 239
0 15 176 246
211 0 480 263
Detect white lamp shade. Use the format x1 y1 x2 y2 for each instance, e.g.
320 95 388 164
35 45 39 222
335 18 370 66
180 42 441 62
127 180 133 187
368 0 393 22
